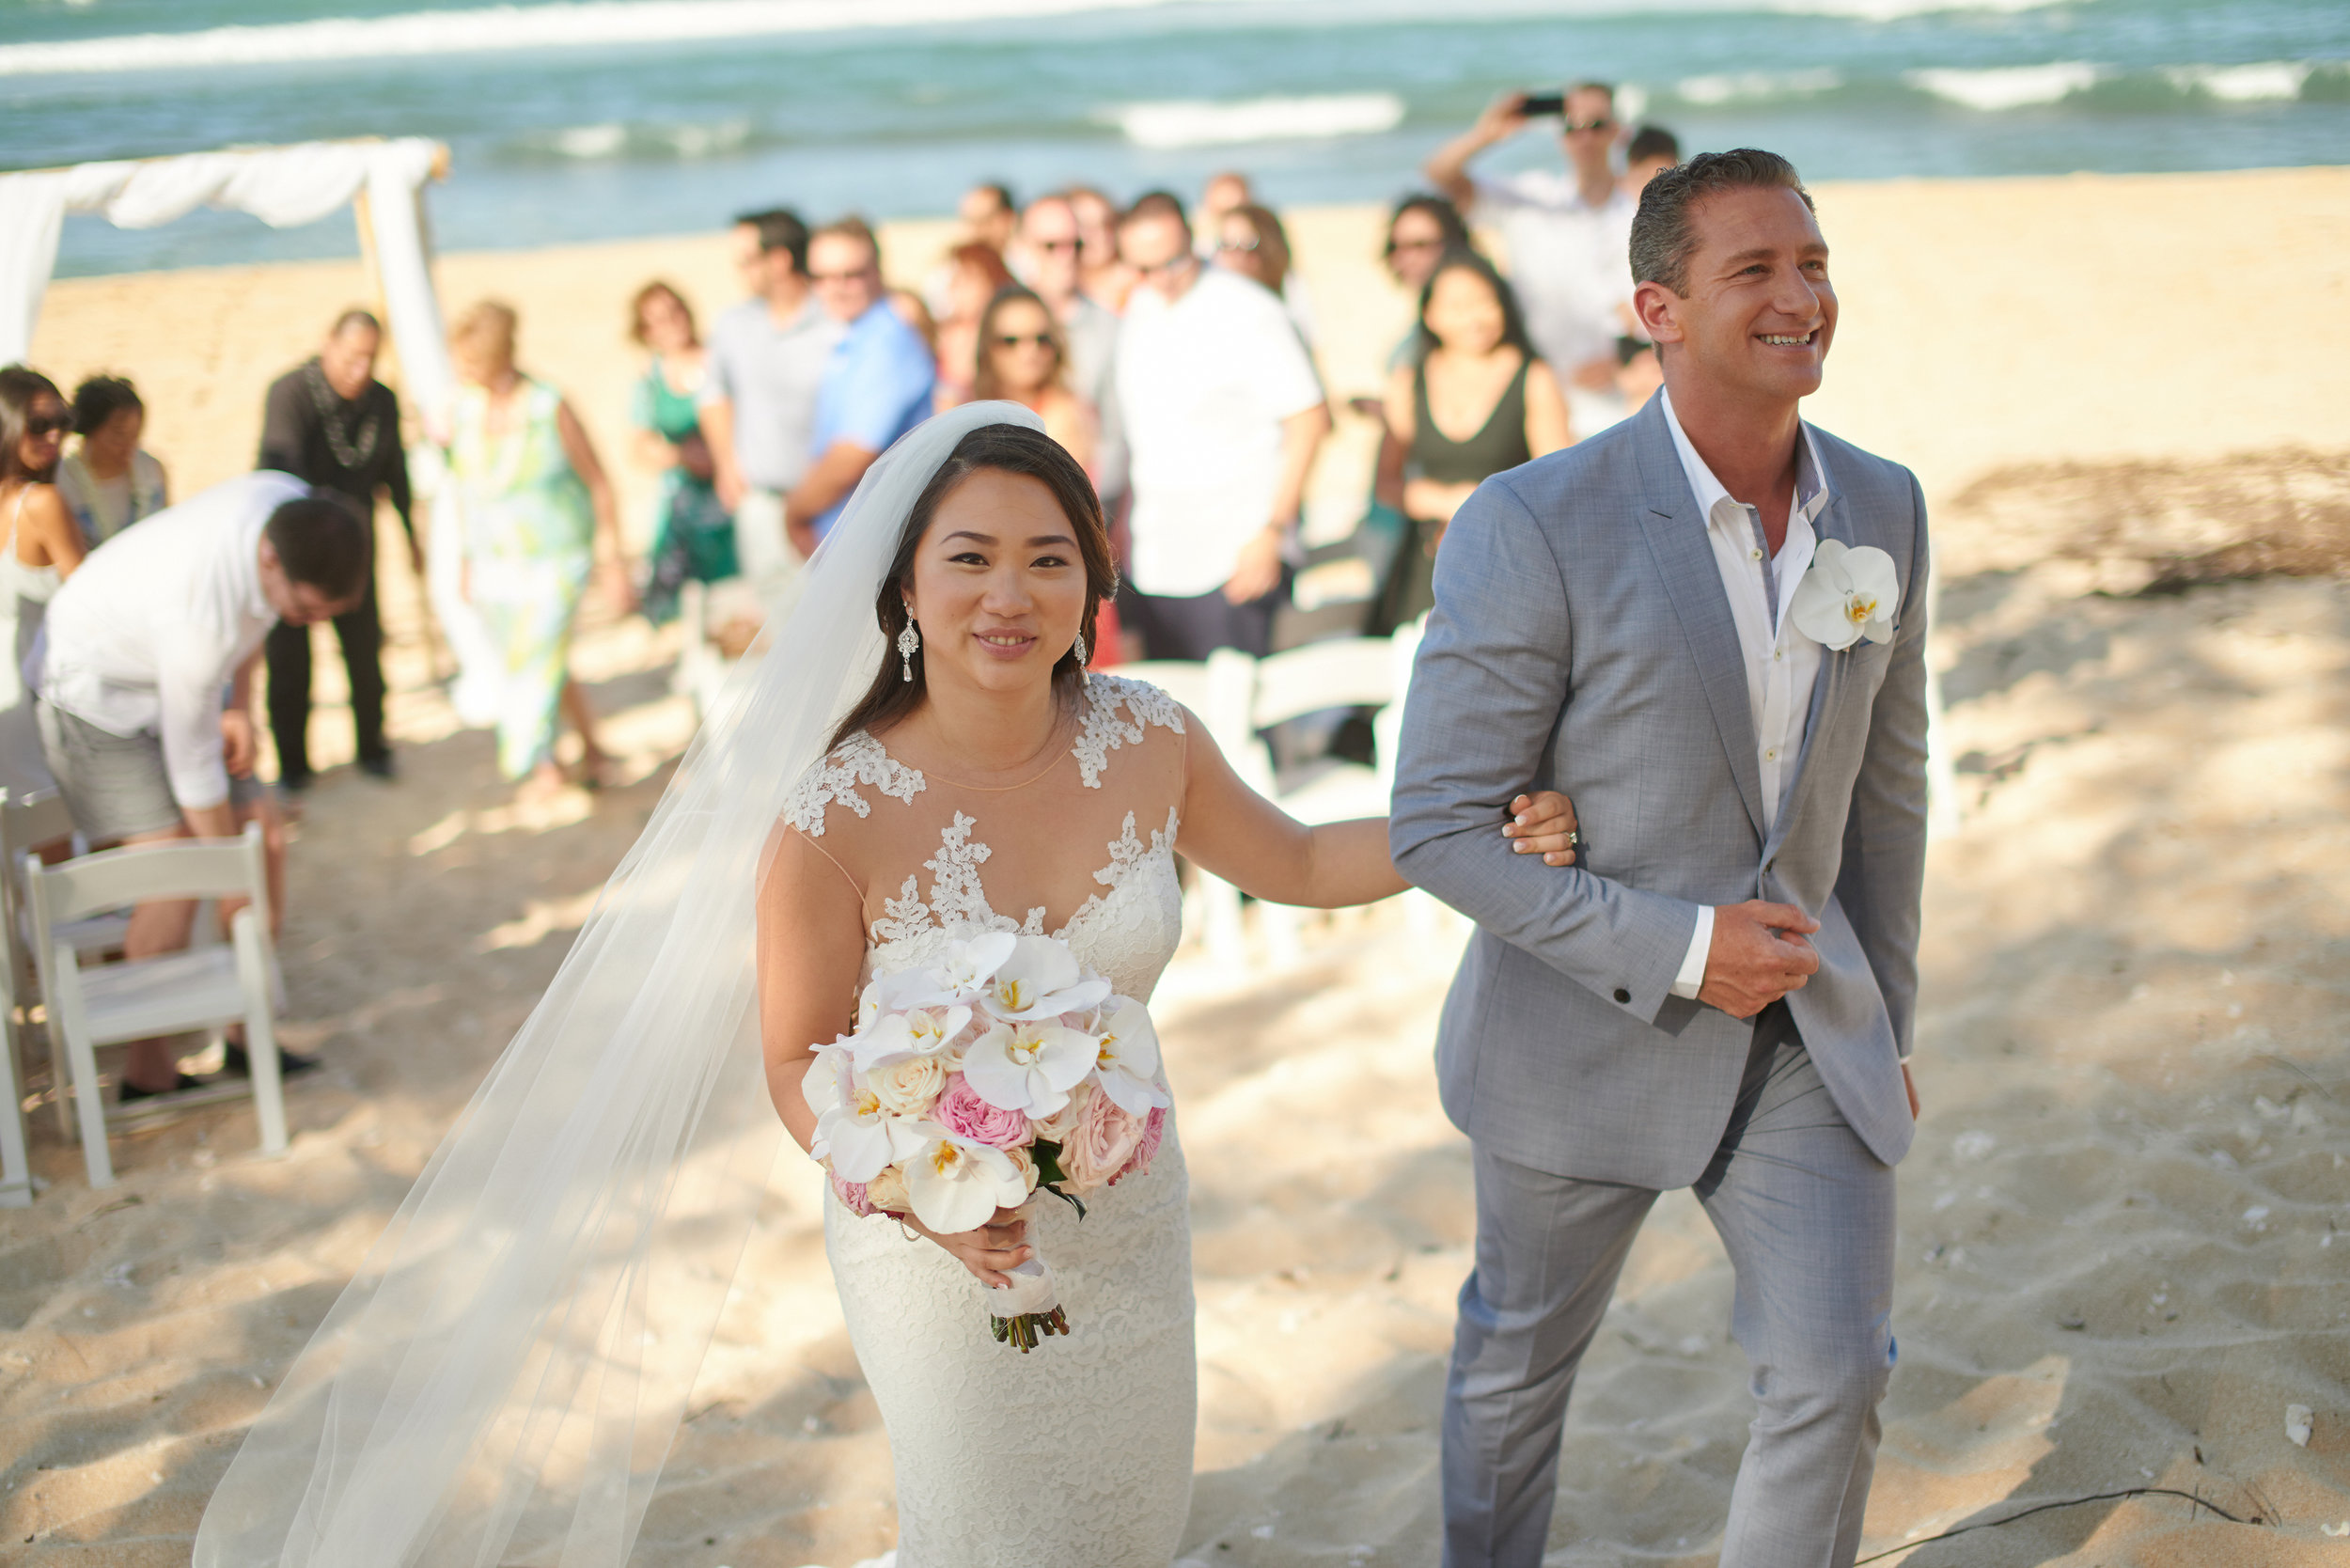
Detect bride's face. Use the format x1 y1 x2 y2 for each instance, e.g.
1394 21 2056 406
902 467 1088 699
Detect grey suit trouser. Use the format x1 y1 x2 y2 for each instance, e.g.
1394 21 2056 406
1442 1012 1897 1568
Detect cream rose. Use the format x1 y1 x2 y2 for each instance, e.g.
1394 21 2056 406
870 1054 948 1118
865 1165 911 1215
1031 1080 1095 1143
1006 1145 1042 1194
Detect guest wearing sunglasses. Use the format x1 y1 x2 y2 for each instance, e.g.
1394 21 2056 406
1425 82 1637 433
1 366 86 798
972 287 1097 478
1381 194 1472 367
1065 184 1135 312
1213 201 1317 349
931 241 1017 411
1112 192 1328 662
1014 192 1125 506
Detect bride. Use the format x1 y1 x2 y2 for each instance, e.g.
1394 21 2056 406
194 402 1578 1568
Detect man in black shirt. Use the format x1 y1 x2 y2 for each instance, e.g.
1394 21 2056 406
257 308 419 787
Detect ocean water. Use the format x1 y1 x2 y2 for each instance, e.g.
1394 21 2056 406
4 0 2344 276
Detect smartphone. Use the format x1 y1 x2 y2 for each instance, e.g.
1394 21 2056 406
1519 91 1566 117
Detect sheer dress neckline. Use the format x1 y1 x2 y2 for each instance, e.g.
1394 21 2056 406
783 674 1189 954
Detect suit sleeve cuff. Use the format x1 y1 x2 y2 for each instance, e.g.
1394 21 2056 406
1668 904 1713 999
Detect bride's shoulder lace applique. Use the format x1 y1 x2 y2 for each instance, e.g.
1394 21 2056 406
1072 674 1187 791
785 730 925 838
871 810 1021 949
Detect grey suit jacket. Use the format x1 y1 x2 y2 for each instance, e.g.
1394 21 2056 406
1389 394 1930 1188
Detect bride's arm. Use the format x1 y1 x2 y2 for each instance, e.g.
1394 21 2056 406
755 824 870 1153
1176 710 1580 909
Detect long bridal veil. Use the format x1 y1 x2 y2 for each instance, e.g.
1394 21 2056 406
195 401 1049 1568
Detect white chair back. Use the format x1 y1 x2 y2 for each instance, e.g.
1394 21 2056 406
26 828 269 933
1246 638 1398 732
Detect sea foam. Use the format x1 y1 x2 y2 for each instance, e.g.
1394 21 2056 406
1906 62 2100 111
1104 93 1406 149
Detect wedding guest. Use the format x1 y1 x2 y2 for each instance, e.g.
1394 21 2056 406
1213 201 1316 346
930 241 1016 409
1625 123 1683 193
926 182 1019 318
1 366 85 799
256 309 415 789
1381 195 1473 358
1014 191 1124 500
1372 250 1572 633
56 375 168 545
973 286 1096 476
1425 82 1637 432
1197 169 1253 252
973 285 1121 665
700 208 842 591
627 281 734 626
787 219 937 557
1113 192 1329 660
1066 184 1134 310
445 301 633 801
35 471 365 1095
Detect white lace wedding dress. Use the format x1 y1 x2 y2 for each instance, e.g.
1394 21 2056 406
784 674 1196 1568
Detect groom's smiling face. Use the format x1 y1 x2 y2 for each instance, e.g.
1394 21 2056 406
1641 186 1837 405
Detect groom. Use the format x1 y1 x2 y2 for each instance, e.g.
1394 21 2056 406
1390 149 1929 1568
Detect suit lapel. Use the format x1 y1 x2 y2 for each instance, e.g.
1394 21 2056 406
1631 401 1767 843
1766 462 1859 855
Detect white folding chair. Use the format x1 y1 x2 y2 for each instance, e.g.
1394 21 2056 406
1120 655 1257 963
1239 629 1431 963
24 823 287 1190
1 788 113 1205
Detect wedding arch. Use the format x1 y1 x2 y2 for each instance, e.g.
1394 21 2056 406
0 135 501 719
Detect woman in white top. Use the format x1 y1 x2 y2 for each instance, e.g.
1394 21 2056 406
55 375 168 546
1 365 87 797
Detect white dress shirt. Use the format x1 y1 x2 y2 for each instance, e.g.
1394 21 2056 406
1472 170 1636 379
37 470 306 810
1657 390 1834 999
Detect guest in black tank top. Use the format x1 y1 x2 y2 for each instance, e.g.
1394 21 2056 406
1372 250 1573 634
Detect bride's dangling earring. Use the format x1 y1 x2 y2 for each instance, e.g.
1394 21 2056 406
898 619 920 682
1073 629 1090 689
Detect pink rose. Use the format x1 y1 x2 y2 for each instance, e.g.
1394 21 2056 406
1058 1087 1147 1191
831 1170 878 1217
934 1074 1032 1150
1122 1105 1167 1183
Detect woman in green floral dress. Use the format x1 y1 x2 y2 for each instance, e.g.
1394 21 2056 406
446 300 635 798
627 280 735 624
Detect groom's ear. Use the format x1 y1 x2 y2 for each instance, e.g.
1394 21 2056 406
1633 279 1684 347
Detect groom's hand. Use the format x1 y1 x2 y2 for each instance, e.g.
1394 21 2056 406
1698 901 1822 1019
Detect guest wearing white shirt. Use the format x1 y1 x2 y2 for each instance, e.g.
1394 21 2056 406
1425 82 1637 434
1111 192 1330 661
34 470 369 1098
56 375 168 545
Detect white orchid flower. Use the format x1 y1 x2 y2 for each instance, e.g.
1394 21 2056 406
932 932 1019 1003
809 1052 929 1184
964 1017 1098 1116
1790 539 1900 652
1089 995 1171 1118
849 1004 972 1073
901 1121 1030 1234
857 965 948 1028
982 933 1111 1022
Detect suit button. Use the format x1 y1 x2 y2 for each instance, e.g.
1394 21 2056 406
1613 987 1632 1004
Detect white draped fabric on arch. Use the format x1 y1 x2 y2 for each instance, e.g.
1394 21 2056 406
0 134 499 717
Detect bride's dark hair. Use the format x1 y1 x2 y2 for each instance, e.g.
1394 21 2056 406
829 422 1118 750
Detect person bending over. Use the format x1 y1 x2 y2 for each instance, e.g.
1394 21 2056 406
33 472 368 1097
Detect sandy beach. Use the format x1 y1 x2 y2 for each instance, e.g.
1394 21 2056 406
6 167 2349 1565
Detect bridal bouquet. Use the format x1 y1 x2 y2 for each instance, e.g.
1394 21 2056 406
805 931 1170 1352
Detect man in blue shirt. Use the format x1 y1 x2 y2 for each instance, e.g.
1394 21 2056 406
788 218 939 553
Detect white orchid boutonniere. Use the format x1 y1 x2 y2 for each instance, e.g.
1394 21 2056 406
1791 539 1901 651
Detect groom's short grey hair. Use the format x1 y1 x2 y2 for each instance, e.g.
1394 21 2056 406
1630 148 1815 297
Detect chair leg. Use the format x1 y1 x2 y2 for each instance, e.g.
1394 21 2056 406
47 949 113 1188
233 913 288 1157
0 1011 34 1207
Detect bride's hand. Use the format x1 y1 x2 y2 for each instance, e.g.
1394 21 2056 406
1504 790 1581 866
901 1204 1034 1288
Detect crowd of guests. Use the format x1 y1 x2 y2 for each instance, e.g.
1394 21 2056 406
0 86 1682 1107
